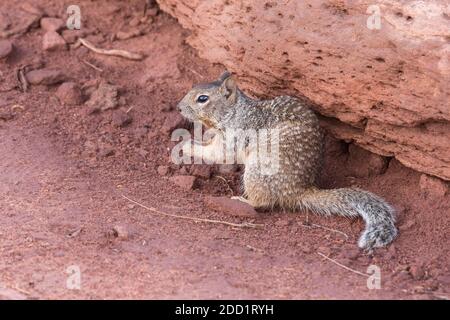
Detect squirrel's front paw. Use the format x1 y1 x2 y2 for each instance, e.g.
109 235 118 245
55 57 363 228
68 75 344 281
358 223 398 250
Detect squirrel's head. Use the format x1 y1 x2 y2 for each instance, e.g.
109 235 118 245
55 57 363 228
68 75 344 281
177 71 238 128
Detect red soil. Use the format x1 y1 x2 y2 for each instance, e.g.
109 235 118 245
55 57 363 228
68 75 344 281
0 0 448 299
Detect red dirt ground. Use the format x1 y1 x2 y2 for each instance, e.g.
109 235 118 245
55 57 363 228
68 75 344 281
0 0 449 299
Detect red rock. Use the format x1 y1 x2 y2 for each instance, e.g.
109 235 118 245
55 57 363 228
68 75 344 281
169 175 196 190
347 144 389 178
98 145 114 158
20 3 44 16
409 264 426 280
26 68 66 85
129 16 142 27
112 225 129 240
111 110 132 127
204 196 258 217
86 83 119 111
56 82 83 106
419 174 448 198
0 40 13 59
40 17 64 32
42 31 67 51
62 29 93 44
158 0 450 181
116 28 142 40
157 165 170 176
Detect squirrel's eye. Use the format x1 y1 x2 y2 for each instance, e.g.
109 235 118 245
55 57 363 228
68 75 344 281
197 95 209 103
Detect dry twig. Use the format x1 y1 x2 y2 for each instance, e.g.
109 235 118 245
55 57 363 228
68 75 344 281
81 59 103 72
78 38 145 61
121 194 263 229
317 252 368 277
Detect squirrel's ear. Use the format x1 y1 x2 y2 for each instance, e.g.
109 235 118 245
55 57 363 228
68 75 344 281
220 75 237 101
218 71 232 82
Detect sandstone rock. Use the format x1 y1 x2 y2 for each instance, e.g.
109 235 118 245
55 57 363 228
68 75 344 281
157 165 170 176
419 174 448 198
112 225 129 240
0 12 11 31
0 40 13 59
157 0 450 181
86 83 119 112
62 29 93 44
42 31 67 51
40 17 64 32
116 28 142 40
129 16 142 27
20 3 44 16
169 175 196 190
98 145 114 158
56 82 83 106
347 144 389 177
26 68 65 85
409 264 426 280
205 196 258 217
111 110 132 127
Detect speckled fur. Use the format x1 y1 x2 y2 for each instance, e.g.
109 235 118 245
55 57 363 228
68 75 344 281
177 72 398 249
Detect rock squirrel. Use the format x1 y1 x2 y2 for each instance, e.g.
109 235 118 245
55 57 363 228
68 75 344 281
177 71 398 249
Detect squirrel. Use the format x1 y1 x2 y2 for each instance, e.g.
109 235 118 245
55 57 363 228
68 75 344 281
177 71 398 250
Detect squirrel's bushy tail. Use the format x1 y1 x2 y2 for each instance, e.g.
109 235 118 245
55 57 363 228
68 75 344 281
299 187 398 249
